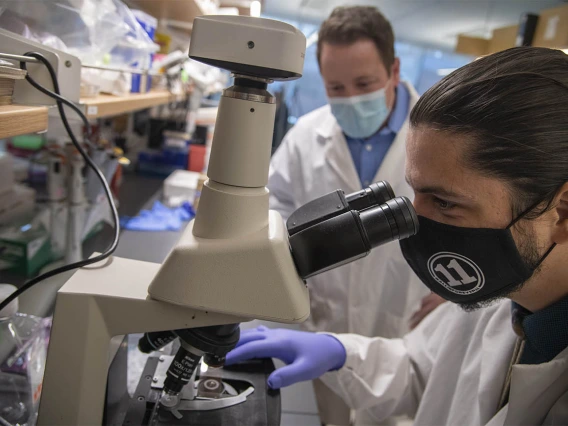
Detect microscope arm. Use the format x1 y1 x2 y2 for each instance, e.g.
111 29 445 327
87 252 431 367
37 256 246 426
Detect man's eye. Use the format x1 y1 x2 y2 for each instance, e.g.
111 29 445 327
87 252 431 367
357 82 369 89
434 197 455 210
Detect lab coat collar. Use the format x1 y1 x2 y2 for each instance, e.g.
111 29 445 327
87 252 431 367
482 304 568 426
323 124 360 193
504 345 568 425
315 105 340 139
478 302 518 424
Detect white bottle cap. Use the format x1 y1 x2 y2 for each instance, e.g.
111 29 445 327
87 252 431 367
0 284 18 318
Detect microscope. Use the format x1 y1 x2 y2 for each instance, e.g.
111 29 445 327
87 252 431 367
36 16 418 426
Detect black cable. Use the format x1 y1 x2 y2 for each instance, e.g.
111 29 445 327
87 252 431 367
0 52 120 312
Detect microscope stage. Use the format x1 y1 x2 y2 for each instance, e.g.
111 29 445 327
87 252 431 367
119 357 280 426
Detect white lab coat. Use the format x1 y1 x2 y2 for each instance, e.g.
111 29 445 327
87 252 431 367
321 300 568 426
268 81 429 339
269 81 430 424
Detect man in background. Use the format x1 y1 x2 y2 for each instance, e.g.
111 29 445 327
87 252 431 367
268 6 444 425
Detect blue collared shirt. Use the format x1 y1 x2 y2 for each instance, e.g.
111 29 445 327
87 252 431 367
511 295 568 365
344 83 410 187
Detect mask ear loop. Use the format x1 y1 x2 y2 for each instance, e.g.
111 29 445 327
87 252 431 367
507 199 546 229
534 243 557 269
506 198 557 268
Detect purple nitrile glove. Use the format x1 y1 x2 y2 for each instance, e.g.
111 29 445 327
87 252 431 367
225 326 346 389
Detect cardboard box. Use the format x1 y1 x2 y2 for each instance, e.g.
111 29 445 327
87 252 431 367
457 24 520 57
533 4 568 48
0 222 51 276
489 25 519 54
456 35 489 57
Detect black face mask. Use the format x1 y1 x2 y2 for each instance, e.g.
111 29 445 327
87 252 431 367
399 210 556 305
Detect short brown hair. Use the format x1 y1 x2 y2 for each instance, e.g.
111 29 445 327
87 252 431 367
317 6 395 71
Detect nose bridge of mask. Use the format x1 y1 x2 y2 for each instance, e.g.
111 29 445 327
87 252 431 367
331 89 388 124
328 80 392 139
328 80 390 105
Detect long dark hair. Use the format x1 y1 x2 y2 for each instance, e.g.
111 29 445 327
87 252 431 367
410 47 568 218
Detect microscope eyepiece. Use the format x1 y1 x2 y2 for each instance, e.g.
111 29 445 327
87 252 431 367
358 196 419 249
288 190 419 279
388 196 419 239
345 181 395 212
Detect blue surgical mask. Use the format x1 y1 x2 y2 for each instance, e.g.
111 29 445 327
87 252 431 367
329 83 391 139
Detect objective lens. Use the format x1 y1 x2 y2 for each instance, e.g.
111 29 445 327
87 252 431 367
358 196 418 248
138 330 177 354
163 346 202 395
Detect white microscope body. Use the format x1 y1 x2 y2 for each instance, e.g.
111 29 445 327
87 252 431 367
37 16 309 425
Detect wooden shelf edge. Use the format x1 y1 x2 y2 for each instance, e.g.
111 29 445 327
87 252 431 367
0 90 186 139
0 104 49 139
127 0 205 25
81 91 184 119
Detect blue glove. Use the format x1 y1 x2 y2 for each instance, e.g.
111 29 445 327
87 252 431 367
225 326 346 389
120 201 195 231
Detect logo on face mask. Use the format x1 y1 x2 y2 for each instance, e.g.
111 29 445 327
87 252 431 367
427 252 485 295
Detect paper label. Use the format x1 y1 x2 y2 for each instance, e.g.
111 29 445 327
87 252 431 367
545 16 559 41
87 106 98 116
0 242 24 258
28 236 47 259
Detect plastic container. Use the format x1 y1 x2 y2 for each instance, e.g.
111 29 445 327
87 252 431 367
164 170 200 207
0 185 36 226
0 285 50 426
164 131 191 150
188 145 207 173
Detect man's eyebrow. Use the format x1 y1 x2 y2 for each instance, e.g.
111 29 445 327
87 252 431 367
405 176 466 199
354 75 376 82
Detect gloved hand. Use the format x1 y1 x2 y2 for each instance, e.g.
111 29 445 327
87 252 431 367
120 201 195 231
225 326 346 389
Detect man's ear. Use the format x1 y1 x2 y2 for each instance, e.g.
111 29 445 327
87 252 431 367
551 182 568 245
392 57 401 87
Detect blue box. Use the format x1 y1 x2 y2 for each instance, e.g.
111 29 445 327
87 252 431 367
132 10 157 40
137 148 188 177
